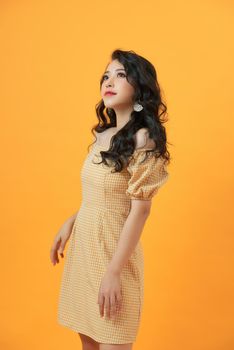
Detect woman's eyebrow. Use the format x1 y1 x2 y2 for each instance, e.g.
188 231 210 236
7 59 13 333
104 68 125 74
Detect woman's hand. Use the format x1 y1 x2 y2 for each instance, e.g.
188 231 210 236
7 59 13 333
97 270 123 319
50 219 75 266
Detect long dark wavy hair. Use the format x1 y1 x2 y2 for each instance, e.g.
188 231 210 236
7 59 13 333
89 49 171 173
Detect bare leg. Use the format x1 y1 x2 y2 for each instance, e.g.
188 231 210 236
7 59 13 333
78 332 100 350
99 343 133 350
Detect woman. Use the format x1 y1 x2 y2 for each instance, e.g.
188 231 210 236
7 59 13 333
50 49 171 350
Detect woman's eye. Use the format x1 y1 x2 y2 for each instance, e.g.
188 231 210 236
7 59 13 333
102 72 126 81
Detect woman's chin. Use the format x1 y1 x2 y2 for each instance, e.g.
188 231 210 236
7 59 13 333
104 103 117 109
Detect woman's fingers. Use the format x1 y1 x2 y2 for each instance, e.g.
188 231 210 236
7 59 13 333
97 274 122 319
98 294 120 319
58 238 66 255
110 294 117 317
50 236 64 265
50 246 58 265
105 296 110 319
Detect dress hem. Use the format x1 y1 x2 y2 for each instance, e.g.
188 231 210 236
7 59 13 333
57 319 136 344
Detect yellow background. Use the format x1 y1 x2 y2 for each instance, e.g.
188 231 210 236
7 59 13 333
1 0 233 349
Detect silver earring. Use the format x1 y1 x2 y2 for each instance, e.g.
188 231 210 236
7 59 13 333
133 101 143 112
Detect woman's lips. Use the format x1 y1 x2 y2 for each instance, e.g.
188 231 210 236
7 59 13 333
105 92 117 96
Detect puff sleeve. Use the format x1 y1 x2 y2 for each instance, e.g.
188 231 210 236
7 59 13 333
125 150 169 200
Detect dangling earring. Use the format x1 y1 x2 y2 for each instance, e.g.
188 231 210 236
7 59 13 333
133 101 143 112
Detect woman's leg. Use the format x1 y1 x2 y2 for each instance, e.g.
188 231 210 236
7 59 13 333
78 332 100 350
99 343 133 350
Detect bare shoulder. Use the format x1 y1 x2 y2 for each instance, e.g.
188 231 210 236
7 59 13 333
134 128 156 149
94 128 115 144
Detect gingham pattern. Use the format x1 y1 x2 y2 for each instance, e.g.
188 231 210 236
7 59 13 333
57 142 169 344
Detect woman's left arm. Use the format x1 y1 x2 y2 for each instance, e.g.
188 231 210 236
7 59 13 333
107 202 151 274
97 202 151 319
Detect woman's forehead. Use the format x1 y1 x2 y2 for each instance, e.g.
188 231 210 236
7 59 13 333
105 59 125 72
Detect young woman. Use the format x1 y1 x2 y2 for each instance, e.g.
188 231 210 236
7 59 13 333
50 49 171 350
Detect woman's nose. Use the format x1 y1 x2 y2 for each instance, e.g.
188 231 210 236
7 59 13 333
106 83 113 88
106 76 115 87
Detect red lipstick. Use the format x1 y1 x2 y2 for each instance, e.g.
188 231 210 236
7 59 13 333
104 91 117 96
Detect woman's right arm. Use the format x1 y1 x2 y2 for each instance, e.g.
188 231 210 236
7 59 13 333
50 210 79 266
65 210 78 228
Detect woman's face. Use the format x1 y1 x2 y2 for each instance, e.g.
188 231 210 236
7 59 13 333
100 59 135 110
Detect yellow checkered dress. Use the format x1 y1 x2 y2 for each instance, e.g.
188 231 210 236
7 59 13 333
57 142 169 344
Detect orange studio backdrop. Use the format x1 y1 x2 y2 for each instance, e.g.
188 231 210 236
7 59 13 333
0 0 233 349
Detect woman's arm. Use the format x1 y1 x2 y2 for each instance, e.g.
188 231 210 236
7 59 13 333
106 203 151 275
63 210 78 230
50 210 79 265
97 204 150 318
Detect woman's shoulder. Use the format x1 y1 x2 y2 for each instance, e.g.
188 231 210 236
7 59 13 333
94 127 156 149
94 128 115 144
134 128 156 150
